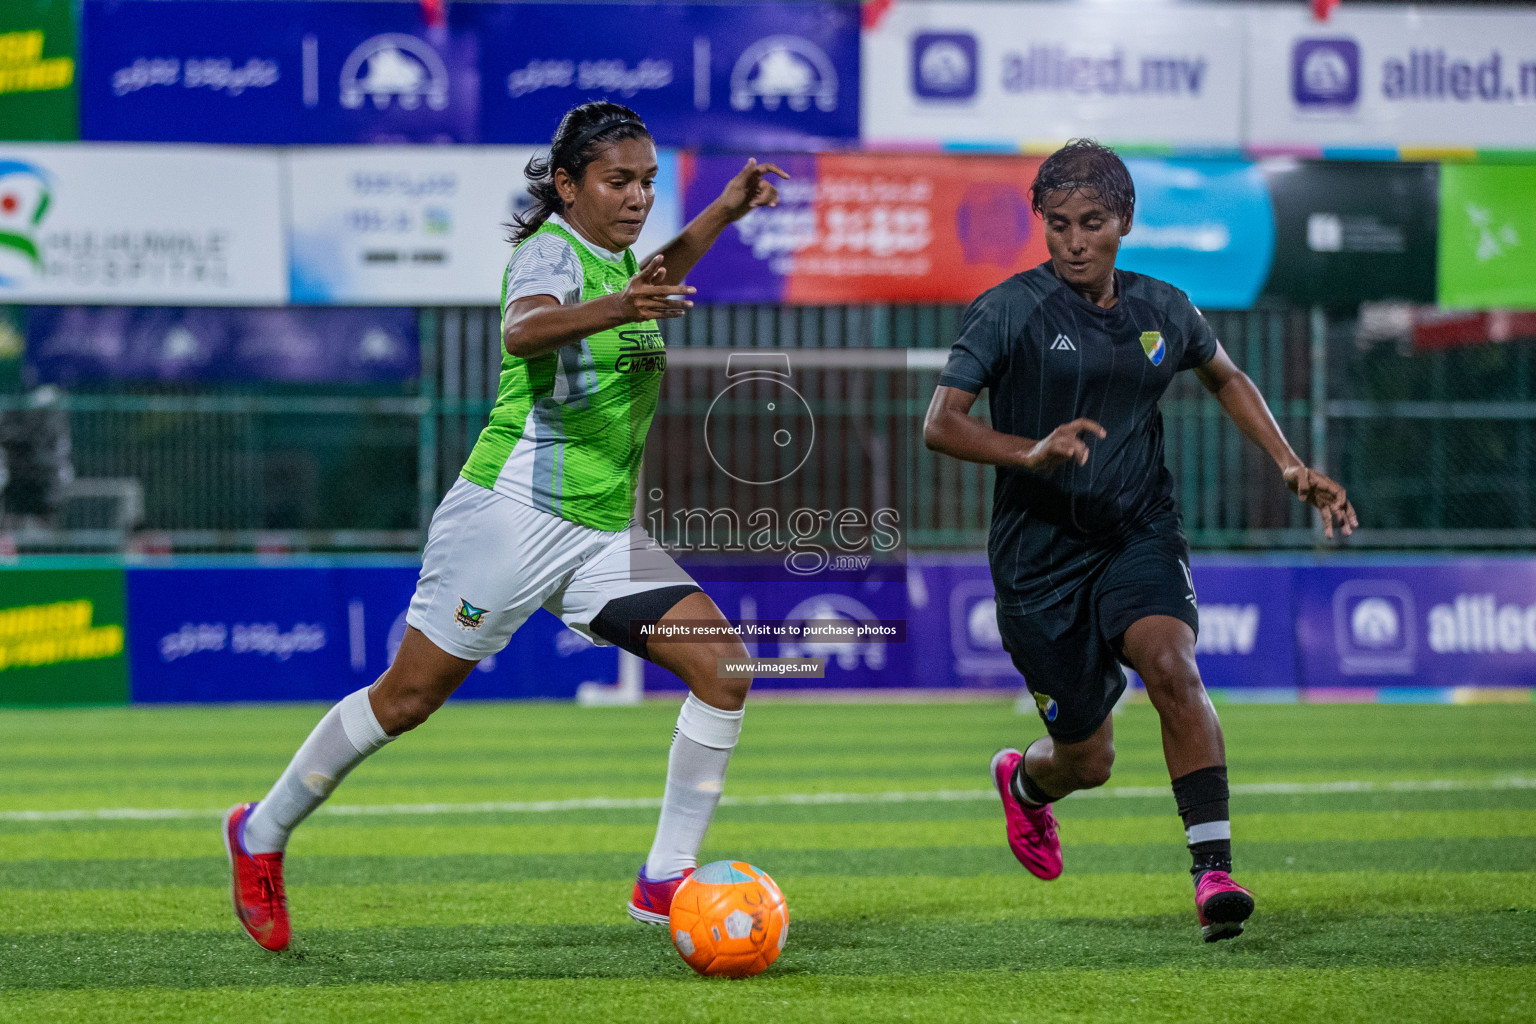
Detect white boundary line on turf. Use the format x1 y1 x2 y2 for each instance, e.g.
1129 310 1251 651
2 776 1534 824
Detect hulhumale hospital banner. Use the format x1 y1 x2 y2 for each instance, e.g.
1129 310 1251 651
1246 6 1536 153
80 0 479 144
682 153 1048 304
474 2 859 149
286 146 682 304
0 0 78 141
861 0 1244 151
0 145 287 305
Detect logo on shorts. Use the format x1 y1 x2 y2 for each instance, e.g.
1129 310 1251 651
1140 331 1166 366
1033 690 1059 723
454 598 487 632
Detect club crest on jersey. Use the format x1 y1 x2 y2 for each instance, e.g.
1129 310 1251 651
1140 331 1166 366
1033 691 1059 723
1050 333 1076 351
455 598 487 631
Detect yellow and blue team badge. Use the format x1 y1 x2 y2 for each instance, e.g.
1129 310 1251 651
1140 331 1166 366
454 598 487 632
1033 690 1059 723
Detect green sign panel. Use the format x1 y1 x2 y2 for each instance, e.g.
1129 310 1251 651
0 0 77 141
0 568 128 705
1440 165 1536 310
1263 162 1439 307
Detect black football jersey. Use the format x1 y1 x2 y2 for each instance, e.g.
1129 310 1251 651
938 262 1220 613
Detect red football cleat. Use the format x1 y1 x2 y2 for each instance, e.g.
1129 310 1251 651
1195 869 1255 942
627 864 694 925
990 748 1064 880
222 802 291 951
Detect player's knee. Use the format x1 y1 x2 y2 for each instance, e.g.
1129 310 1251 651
1063 740 1115 790
1139 646 1201 702
374 682 446 734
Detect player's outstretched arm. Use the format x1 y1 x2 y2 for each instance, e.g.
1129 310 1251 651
923 385 1105 472
1194 343 1358 538
643 158 788 284
503 254 694 358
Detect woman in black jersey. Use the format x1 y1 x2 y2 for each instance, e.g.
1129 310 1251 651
924 139 1355 943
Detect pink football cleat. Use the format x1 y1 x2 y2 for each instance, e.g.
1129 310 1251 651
1195 870 1255 942
989 748 1063 880
627 864 694 924
222 802 291 951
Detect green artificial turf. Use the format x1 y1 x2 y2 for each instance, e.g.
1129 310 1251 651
1 701 1533 1023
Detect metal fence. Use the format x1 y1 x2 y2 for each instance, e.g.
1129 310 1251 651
2 304 1533 554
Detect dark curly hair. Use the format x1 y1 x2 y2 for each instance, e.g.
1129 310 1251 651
1030 138 1135 225
507 101 654 245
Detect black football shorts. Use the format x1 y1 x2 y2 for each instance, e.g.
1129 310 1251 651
996 515 1200 745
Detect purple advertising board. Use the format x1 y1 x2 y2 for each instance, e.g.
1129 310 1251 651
125 565 616 702
80 1 478 143
1295 560 1536 690
26 306 419 384
475 3 858 149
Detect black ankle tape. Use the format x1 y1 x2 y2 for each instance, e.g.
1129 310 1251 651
1012 759 1062 807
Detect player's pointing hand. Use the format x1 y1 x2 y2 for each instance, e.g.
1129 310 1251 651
715 157 789 222
1021 418 1107 472
618 253 695 322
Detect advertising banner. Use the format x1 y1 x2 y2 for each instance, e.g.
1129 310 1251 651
26 306 418 384
862 0 1244 150
0 0 78 140
1118 159 1275 311
125 566 618 702
476 2 858 149
1262 160 1438 306
81 0 478 144
287 147 682 304
1246 7 1536 152
0 567 128 706
1295 561 1536 689
0 145 287 305
683 152 1048 304
1438 164 1536 310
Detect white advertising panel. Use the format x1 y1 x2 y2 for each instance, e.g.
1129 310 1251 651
0 145 286 304
1247 6 1536 151
862 1 1244 150
287 147 683 305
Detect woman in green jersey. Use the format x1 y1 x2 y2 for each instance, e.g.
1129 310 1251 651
224 102 787 950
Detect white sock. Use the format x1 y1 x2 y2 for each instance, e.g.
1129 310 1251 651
242 687 394 854
643 694 744 880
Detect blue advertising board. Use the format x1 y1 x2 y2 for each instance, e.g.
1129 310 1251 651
125 566 617 702
1118 159 1276 311
80 1 479 143
475 2 858 149
27 306 419 384
1294 560 1536 690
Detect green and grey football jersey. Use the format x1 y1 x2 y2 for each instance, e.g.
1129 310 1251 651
460 218 665 531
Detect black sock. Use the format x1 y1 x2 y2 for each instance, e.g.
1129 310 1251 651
1010 748 1062 808
1172 765 1232 882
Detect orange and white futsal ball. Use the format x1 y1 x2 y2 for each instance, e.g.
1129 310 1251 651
668 860 788 977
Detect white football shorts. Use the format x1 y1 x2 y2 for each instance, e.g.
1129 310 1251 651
406 476 695 661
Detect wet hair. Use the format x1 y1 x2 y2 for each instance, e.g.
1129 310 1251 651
507 101 654 245
1030 138 1135 225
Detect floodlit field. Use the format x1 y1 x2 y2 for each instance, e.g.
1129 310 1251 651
1 699 1533 1023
